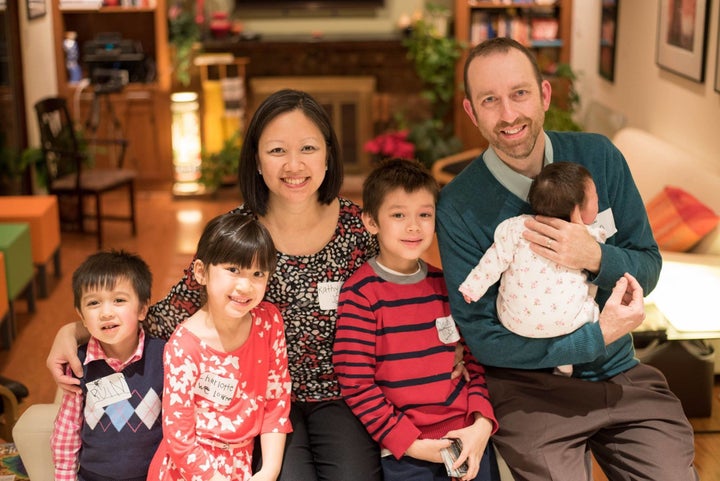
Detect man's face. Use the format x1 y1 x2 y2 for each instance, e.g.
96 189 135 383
463 48 552 175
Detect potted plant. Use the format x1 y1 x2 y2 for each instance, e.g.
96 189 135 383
0 143 44 195
544 63 583 132
199 132 242 192
168 0 203 86
402 4 464 168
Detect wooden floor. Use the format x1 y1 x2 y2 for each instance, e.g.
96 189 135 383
1 183 718 479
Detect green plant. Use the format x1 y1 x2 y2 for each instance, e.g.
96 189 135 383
544 63 582 132
168 0 202 86
402 5 464 168
199 133 241 191
0 139 44 194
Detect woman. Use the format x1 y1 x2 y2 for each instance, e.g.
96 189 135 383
47 89 382 480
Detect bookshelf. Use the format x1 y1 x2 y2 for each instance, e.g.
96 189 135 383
51 1 173 186
453 0 573 150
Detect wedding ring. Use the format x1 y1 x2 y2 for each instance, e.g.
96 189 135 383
546 238 553 248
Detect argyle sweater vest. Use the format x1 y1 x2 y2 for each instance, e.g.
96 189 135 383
78 336 165 480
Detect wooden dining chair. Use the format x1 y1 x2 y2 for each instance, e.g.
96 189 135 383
34 96 137 248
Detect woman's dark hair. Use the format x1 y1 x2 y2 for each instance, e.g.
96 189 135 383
238 89 343 216
196 212 277 274
72 250 152 310
528 162 593 222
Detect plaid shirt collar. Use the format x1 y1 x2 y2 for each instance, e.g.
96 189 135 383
84 328 146 372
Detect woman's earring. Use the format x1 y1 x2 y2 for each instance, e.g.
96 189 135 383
258 169 262 175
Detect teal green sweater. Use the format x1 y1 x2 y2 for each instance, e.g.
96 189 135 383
436 131 661 380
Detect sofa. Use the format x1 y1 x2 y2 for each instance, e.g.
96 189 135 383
612 127 720 374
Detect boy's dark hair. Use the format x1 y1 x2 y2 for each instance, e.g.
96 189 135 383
196 212 277 274
528 162 593 221
463 37 543 101
72 250 152 310
238 89 343 216
362 158 439 221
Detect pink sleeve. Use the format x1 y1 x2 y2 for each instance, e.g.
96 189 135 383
161 329 216 480
51 389 84 481
260 305 292 435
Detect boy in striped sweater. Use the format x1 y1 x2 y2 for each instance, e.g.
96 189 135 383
333 158 499 481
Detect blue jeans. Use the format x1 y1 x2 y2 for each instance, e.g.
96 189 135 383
381 442 500 481
254 399 382 481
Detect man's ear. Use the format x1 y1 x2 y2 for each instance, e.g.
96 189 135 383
362 211 379 235
541 79 553 112
462 98 479 127
192 259 208 285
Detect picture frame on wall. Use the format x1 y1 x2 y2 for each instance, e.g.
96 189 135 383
656 0 709 82
715 21 720 92
600 0 619 82
26 0 45 20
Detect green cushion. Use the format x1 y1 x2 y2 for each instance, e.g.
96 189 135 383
0 223 33 299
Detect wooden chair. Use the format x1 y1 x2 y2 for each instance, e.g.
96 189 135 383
34 97 137 248
431 147 483 186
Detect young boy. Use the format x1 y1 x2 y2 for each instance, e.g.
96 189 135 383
51 250 165 481
459 162 606 375
333 158 499 481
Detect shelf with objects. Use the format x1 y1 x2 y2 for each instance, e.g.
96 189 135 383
453 0 573 150
51 1 173 187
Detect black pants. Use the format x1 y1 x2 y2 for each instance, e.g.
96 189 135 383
254 399 382 481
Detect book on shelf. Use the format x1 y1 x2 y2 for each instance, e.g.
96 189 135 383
60 0 103 9
469 10 558 46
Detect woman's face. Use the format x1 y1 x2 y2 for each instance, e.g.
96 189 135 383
257 109 328 205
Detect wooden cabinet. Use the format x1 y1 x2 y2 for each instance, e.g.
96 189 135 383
51 2 172 187
453 0 573 150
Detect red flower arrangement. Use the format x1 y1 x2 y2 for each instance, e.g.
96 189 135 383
363 130 416 160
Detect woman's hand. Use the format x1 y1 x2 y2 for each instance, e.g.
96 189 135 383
444 415 493 481
46 321 88 394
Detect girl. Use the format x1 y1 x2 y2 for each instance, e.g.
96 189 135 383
150 213 292 481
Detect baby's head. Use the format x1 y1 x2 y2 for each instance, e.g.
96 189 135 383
528 162 598 224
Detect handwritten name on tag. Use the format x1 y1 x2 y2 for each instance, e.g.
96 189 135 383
318 281 343 311
195 372 238 406
86 372 131 409
436 315 461 344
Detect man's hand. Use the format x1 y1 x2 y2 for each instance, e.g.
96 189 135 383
46 322 87 394
523 215 602 274
598 273 646 345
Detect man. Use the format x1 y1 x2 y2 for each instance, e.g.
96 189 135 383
436 37 698 481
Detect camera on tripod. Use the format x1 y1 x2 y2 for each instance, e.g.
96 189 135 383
91 68 129 95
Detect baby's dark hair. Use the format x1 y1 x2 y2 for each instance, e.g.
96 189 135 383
196 212 277 274
528 162 593 221
72 250 152 310
362 158 439 221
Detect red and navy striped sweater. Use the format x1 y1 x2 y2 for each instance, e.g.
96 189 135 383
333 258 497 459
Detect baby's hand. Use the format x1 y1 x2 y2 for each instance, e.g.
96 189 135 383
462 293 473 303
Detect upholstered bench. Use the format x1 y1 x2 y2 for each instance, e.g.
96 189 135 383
0 223 36 345
0 252 9 349
0 196 61 298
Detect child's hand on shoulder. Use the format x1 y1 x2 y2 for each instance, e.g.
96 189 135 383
443 416 493 480
405 437 453 463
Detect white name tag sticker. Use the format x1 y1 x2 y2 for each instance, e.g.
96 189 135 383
318 281 343 311
195 372 238 406
436 315 461 344
594 208 617 238
86 372 132 409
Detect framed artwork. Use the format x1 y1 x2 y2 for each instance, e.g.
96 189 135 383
716 22 720 92
600 0 619 81
656 0 709 82
26 0 45 20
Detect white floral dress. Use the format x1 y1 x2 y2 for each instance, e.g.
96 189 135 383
150 301 292 480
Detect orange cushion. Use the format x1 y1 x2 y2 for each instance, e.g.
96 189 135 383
646 186 720 252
